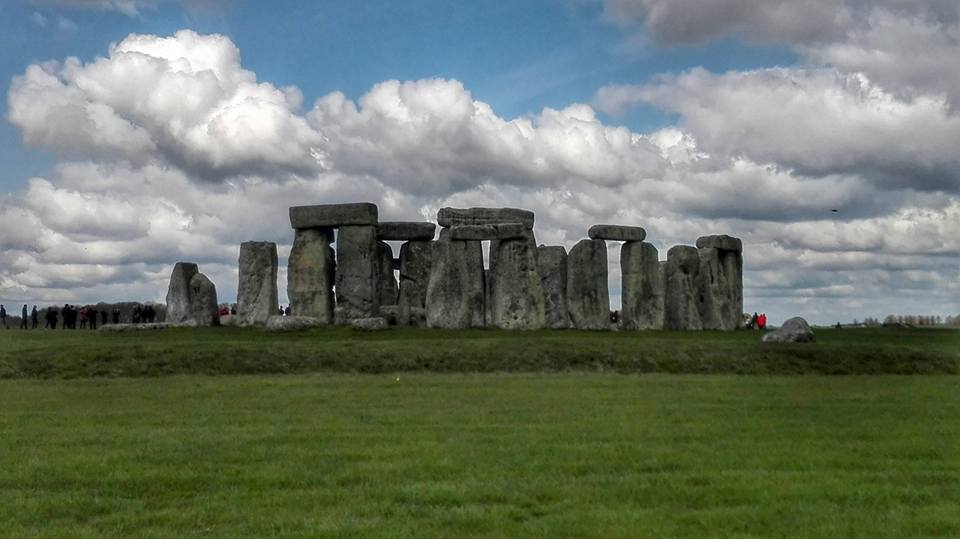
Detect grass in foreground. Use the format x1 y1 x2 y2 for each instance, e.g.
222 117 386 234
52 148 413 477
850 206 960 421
0 326 957 378
1 374 959 537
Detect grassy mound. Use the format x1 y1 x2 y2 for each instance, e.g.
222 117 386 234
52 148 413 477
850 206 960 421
0 326 956 379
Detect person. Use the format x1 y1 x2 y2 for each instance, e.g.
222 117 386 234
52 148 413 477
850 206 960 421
88 307 97 330
132 304 142 324
0 304 6 329
79 307 88 329
46 306 58 330
758 313 767 330
112 307 121 324
101 310 108 327
20 304 28 329
750 312 759 330
284 305 291 316
31 305 38 329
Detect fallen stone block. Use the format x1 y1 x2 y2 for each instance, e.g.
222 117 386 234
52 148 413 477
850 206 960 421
351 317 388 331
265 315 324 332
437 207 534 229
763 317 815 343
377 221 436 241
588 225 646 242
449 223 528 241
289 202 378 229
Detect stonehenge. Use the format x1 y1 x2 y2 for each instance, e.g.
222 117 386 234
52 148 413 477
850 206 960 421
168 201 745 332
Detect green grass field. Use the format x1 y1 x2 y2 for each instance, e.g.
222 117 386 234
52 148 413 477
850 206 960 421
2 374 959 537
1 328 958 537
1 326 958 378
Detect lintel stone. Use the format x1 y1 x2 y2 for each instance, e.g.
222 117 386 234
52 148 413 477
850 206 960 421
437 207 534 229
450 223 528 241
588 224 646 242
377 221 436 241
289 203 378 229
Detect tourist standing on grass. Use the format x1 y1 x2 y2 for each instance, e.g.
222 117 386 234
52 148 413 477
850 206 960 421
758 313 767 330
88 307 97 330
0 305 7 329
31 305 38 329
112 307 120 324
45 306 58 329
20 304 27 329
101 310 107 327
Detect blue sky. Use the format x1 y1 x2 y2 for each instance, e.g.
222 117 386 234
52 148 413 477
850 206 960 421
0 0 957 324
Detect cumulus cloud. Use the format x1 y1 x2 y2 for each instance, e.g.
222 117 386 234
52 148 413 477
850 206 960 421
2 29 957 324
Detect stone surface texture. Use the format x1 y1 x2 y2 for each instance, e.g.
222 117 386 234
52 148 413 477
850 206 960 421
398 240 433 326
377 222 436 241
289 203 378 229
763 317 815 343
588 225 647 242
165 262 199 324
450 223 528 241
335 226 380 322
425 233 485 329
351 317 388 331
188 272 219 327
664 245 702 330
437 207 534 229
620 241 663 330
696 235 743 330
537 245 571 329
489 235 546 329
566 239 609 330
237 241 279 326
287 228 335 323
377 241 399 307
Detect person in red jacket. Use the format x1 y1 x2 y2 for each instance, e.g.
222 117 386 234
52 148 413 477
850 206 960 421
758 313 767 330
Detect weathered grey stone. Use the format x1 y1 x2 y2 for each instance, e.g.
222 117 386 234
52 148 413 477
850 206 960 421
397 241 433 326
379 305 400 325
763 317 815 343
335 226 379 322
664 245 702 330
490 235 545 329
696 234 742 253
437 207 534 229
425 232 484 329
588 225 647 242
621 242 663 330
99 322 192 332
351 317 388 331
567 239 609 330
377 222 436 241
697 247 743 331
450 223 528 241
537 245 571 329
287 228 335 323
188 272 219 327
237 241 279 326
165 262 198 324
289 203 378 229
377 241 399 307
266 315 323 332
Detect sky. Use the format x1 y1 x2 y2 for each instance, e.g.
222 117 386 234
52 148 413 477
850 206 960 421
0 0 958 325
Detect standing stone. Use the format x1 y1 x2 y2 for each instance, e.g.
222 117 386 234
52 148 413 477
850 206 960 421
287 228 335 323
397 240 433 326
165 262 199 324
425 231 484 329
567 239 609 330
695 235 744 331
188 272 220 327
237 241 279 326
377 241 399 307
336 226 380 322
537 246 570 329
621 242 663 330
490 234 545 330
664 245 702 330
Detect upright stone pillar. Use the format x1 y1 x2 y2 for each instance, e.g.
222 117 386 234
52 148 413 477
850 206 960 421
621 241 663 330
287 228 335 323
537 245 570 329
376 240 398 307
397 240 433 326
188 272 220 327
165 262 199 324
567 238 609 330
664 245 702 330
335 226 379 322
237 241 279 326
490 233 545 330
696 235 743 330
425 231 484 329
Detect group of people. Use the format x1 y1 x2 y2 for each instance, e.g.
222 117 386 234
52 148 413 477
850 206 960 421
0 303 159 330
746 312 767 330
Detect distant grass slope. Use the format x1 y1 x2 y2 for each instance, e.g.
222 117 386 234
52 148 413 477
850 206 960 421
0 326 956 378
1 374 959 537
